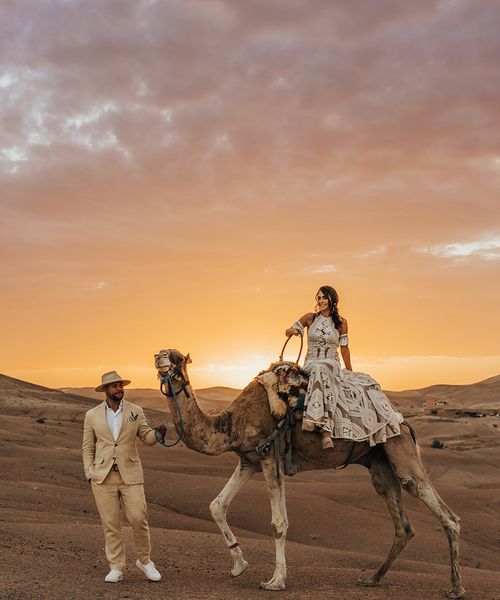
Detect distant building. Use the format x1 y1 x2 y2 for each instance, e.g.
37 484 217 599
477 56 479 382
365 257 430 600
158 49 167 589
423 402 497 418
423 397 448 415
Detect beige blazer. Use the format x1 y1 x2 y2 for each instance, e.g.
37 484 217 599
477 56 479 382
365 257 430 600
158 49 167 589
82 400 157 485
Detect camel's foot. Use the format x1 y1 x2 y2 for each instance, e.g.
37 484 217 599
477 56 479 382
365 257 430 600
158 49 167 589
230 559 248 578
358 577 379 588
447 586 466 599
259 575 286 591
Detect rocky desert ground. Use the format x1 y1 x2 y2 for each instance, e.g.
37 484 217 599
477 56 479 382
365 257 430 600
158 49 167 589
1 373 500 599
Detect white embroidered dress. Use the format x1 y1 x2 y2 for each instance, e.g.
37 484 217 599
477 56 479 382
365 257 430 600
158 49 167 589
295 314 403 446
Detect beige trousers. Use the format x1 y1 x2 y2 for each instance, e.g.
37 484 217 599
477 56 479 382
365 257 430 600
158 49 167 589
91 469 151 570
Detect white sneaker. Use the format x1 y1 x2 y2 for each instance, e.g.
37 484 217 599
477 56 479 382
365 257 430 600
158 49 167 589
104 569 123 583
136 559 161 581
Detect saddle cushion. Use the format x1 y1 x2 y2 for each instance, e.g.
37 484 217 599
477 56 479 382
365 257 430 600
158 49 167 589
255 362 308 421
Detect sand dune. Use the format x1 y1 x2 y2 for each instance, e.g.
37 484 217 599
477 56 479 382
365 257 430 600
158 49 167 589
1 373 500 599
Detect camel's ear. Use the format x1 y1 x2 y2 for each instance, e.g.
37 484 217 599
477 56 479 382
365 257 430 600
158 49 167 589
185 353 192 364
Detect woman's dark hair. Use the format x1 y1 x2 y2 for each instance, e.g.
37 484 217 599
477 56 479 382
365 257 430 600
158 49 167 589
315 285 343 330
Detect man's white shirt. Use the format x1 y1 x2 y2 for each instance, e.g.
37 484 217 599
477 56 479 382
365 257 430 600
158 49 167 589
105 401 123 441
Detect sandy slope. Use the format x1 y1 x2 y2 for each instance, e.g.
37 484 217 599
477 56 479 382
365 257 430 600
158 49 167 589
1 374 500 599
386 374 500 412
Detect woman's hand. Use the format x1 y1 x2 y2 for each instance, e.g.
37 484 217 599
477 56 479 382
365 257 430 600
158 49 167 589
285 328 300 337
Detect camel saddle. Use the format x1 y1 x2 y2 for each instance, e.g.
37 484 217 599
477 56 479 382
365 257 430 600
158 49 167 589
253 362 309 476
255 362 309 421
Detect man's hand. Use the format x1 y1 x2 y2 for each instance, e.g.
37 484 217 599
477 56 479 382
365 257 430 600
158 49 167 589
156 424 167 438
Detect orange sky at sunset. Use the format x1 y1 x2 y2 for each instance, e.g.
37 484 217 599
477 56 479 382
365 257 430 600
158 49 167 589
1 1 499 392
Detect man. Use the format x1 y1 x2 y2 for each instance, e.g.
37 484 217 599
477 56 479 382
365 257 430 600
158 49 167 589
82 370 167 583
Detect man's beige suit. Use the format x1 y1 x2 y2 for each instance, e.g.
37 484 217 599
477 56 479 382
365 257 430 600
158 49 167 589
82 400 158 570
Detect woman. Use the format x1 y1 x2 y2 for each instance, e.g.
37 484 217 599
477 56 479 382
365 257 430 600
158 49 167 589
285 285 404 449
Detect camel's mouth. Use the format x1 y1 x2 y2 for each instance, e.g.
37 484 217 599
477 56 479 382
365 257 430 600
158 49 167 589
156 365 171 377
154 350 173 378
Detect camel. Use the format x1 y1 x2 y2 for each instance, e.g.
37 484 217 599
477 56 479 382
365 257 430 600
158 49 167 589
154 349 465 599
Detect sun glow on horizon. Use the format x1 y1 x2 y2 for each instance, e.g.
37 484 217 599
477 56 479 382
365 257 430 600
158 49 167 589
4 353 500 393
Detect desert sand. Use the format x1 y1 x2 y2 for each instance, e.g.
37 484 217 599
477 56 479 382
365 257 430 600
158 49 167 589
1 373 500 599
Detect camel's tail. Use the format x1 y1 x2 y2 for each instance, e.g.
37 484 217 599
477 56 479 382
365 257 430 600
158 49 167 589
403 420 417 443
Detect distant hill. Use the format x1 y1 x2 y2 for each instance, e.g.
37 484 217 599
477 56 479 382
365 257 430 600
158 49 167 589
59 385 241 413
63 374 500 414
3 371 499 419
0 373 97 419
386 374 500 411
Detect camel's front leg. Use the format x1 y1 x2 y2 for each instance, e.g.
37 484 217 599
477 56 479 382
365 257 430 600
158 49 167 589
260 458 288 591
210 457 258 577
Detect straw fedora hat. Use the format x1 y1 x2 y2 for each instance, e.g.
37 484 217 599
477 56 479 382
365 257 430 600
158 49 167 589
95 370 131 393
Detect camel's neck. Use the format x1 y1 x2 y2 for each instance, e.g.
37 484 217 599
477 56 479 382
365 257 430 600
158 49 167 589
166 383 233 455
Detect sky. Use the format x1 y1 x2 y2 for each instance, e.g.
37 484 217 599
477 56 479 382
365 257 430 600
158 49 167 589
1 0 499 392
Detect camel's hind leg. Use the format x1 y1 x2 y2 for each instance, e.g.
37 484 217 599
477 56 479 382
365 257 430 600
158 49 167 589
384 426 465 599
209 457 258 577
259 457 288 591
359 453 415 587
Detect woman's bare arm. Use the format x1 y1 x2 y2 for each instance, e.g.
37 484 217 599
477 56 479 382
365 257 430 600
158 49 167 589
285 313 315 337
339 317 352 370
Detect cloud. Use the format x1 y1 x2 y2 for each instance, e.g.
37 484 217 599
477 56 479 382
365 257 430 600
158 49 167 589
2 1 500 188
1 0 499 389
419 237 500 260
356 246 386 259
310 265 337 274
1 0 499 249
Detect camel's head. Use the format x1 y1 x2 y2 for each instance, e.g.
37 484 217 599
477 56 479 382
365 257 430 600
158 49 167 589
154 349 192 388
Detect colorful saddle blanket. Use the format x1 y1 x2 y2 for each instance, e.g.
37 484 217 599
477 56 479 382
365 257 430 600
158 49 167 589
255 361 309 421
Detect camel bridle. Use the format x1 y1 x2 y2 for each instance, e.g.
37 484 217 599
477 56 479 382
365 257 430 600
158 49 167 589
154 353 190 448
161 363 191 398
